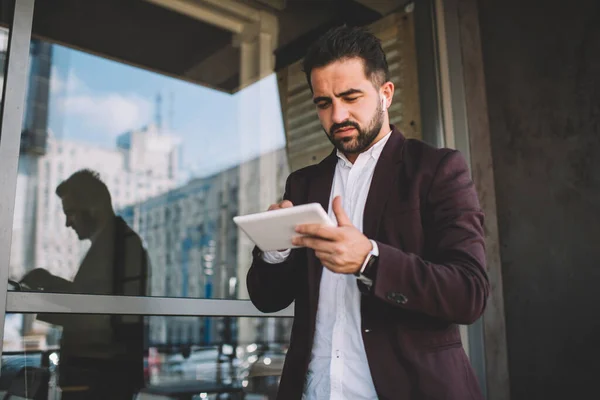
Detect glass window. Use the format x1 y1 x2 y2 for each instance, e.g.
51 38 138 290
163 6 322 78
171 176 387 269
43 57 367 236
10 1 289 301
0 0 12 120
2 313 292 399
0 27 7 103
7 0 421 301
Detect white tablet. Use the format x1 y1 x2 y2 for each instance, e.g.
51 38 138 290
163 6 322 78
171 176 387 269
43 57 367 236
233 203 335 252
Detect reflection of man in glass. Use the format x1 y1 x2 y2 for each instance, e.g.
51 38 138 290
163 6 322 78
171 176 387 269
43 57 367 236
20 169 149 400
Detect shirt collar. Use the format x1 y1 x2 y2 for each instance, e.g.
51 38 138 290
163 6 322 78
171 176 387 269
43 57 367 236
336 130 393 167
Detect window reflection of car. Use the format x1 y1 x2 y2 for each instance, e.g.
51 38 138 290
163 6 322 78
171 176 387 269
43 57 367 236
138 343 285 399
247 352 285 378
237 344 287 400
157 347 236 382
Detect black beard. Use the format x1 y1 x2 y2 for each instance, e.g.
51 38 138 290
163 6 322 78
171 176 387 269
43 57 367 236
325 100 384 155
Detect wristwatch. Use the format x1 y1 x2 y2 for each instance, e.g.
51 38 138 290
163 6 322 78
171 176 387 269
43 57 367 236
355 240 379 287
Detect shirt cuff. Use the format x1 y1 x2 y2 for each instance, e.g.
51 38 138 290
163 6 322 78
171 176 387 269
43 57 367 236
370 240 379 256
261 249 291 264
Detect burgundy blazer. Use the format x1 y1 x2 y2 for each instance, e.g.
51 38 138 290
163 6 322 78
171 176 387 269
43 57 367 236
247 127 489 400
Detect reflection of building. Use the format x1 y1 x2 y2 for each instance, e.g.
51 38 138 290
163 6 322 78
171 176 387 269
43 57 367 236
0 28 7 100
122 148 291 347
21 39 53 155
122 166 238 301
10 123 179 280
116 123 180 181
9 37 56 281
1 35 53 154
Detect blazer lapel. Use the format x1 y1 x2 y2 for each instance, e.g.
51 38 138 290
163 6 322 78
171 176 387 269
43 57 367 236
363 127 406 239
306 151 337 315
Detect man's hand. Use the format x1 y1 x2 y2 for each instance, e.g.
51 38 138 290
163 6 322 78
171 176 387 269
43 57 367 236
292 196 372 274
267 200 294 252
20 268 54 290
268 199 294 211
20 268 74 292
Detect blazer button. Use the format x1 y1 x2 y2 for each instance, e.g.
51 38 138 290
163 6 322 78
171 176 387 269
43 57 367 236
386 291 408 305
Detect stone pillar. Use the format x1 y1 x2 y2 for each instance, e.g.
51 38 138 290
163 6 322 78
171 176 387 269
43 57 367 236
235 11 280 345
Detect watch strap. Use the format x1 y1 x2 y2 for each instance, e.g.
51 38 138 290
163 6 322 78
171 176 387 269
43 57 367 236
355 240 379 287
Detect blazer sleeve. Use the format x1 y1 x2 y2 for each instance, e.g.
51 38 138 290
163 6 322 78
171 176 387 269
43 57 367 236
371 150 490 324
246 174 303 313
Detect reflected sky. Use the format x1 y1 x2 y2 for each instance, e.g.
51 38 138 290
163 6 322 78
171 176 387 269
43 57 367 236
46 44 287 181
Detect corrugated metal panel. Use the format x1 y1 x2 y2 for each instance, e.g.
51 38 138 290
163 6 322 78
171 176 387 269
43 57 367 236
278 11 421 172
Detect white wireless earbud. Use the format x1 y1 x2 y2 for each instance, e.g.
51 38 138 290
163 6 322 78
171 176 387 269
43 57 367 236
381 97 387 111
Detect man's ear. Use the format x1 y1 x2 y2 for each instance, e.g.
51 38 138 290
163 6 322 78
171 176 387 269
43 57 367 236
380 81 395 109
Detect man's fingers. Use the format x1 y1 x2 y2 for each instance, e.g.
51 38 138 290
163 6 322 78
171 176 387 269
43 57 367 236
293 235 335 252
315 250 332 263
268 200 294 211
295 224 340 240
280 200 293 208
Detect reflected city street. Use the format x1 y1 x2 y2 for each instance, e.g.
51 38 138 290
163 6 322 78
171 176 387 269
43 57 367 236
143 342 287 399
1 313 291 399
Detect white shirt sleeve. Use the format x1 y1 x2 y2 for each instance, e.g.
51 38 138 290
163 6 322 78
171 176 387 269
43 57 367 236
261 249 292 264
370 240 379 256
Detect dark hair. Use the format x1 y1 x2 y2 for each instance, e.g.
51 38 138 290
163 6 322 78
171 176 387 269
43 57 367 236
302 25 390 91
56 169 113 210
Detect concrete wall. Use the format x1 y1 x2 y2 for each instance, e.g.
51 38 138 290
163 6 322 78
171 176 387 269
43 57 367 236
477 0 600 398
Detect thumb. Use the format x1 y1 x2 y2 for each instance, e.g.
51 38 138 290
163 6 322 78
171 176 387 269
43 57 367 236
332 196 352 226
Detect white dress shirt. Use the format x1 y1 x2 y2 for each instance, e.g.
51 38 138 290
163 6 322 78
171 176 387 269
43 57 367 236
263 131 392 399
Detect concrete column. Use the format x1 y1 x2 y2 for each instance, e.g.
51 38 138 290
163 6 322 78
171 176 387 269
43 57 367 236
235 11 280 345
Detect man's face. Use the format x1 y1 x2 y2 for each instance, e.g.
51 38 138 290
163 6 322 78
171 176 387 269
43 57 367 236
311 57 386 155
61 195 96 240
